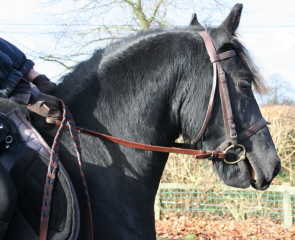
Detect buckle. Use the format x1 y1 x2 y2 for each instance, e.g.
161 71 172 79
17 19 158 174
208 151 218 160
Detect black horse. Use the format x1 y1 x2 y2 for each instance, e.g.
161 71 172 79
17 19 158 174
4 3 280 240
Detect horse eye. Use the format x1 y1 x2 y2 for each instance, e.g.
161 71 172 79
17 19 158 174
238 81 251 91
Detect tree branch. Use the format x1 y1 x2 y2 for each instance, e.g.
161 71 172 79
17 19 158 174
148 0 164 24
39 56 71 69
123 0 149 29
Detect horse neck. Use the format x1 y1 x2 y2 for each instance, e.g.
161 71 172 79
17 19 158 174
28 33 215 238
50 32 212 148
61 59 189 149
90 67 181 148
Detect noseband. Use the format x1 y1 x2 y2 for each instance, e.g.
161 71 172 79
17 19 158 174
193 31 268 164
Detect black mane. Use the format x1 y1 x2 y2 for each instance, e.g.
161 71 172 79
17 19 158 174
55 26 208 107
56 24 264 104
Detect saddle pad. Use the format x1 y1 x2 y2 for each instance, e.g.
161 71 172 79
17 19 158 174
2 108 80 240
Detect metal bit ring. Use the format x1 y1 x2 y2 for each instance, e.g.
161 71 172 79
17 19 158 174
223 144 246 165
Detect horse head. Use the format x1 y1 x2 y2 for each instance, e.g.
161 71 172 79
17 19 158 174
185 4 280 190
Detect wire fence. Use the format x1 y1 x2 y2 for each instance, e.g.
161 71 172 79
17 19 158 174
155 183 295 227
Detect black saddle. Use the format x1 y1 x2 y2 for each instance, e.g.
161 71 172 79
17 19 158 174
0 109 80 240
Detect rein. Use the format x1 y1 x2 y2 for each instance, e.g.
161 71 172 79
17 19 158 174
39 100 94 240
63 125 227 159
39 31 268 239
56 116 267 163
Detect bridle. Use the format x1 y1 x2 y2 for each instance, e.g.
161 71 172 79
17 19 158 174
39 31 268 240
191 31 268 164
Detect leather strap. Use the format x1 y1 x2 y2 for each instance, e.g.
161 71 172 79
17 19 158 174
55 123 227 159
196 31 267 150
198 31 238 147
217 51 237 62
193 32 237 144
40 100 94 240
237 118 267 142
56 116 267 160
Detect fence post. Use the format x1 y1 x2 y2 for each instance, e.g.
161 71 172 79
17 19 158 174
154 192 160 220
282 182 292 227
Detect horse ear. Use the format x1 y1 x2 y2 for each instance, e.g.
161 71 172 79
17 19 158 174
220 3 243 35
189 13 203 28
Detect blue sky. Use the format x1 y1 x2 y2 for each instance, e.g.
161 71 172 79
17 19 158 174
1 0 295 96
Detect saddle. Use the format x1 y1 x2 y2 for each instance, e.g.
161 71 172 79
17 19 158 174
0 108 80 240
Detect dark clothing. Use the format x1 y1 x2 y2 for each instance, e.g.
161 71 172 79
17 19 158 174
0 39 33 239
0 38 61 122
0 38 33 104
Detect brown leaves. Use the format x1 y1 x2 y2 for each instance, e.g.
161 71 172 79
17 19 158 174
156 217 295 240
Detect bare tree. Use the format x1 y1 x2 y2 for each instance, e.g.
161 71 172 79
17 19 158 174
33 0 230 76
262 73 295 106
